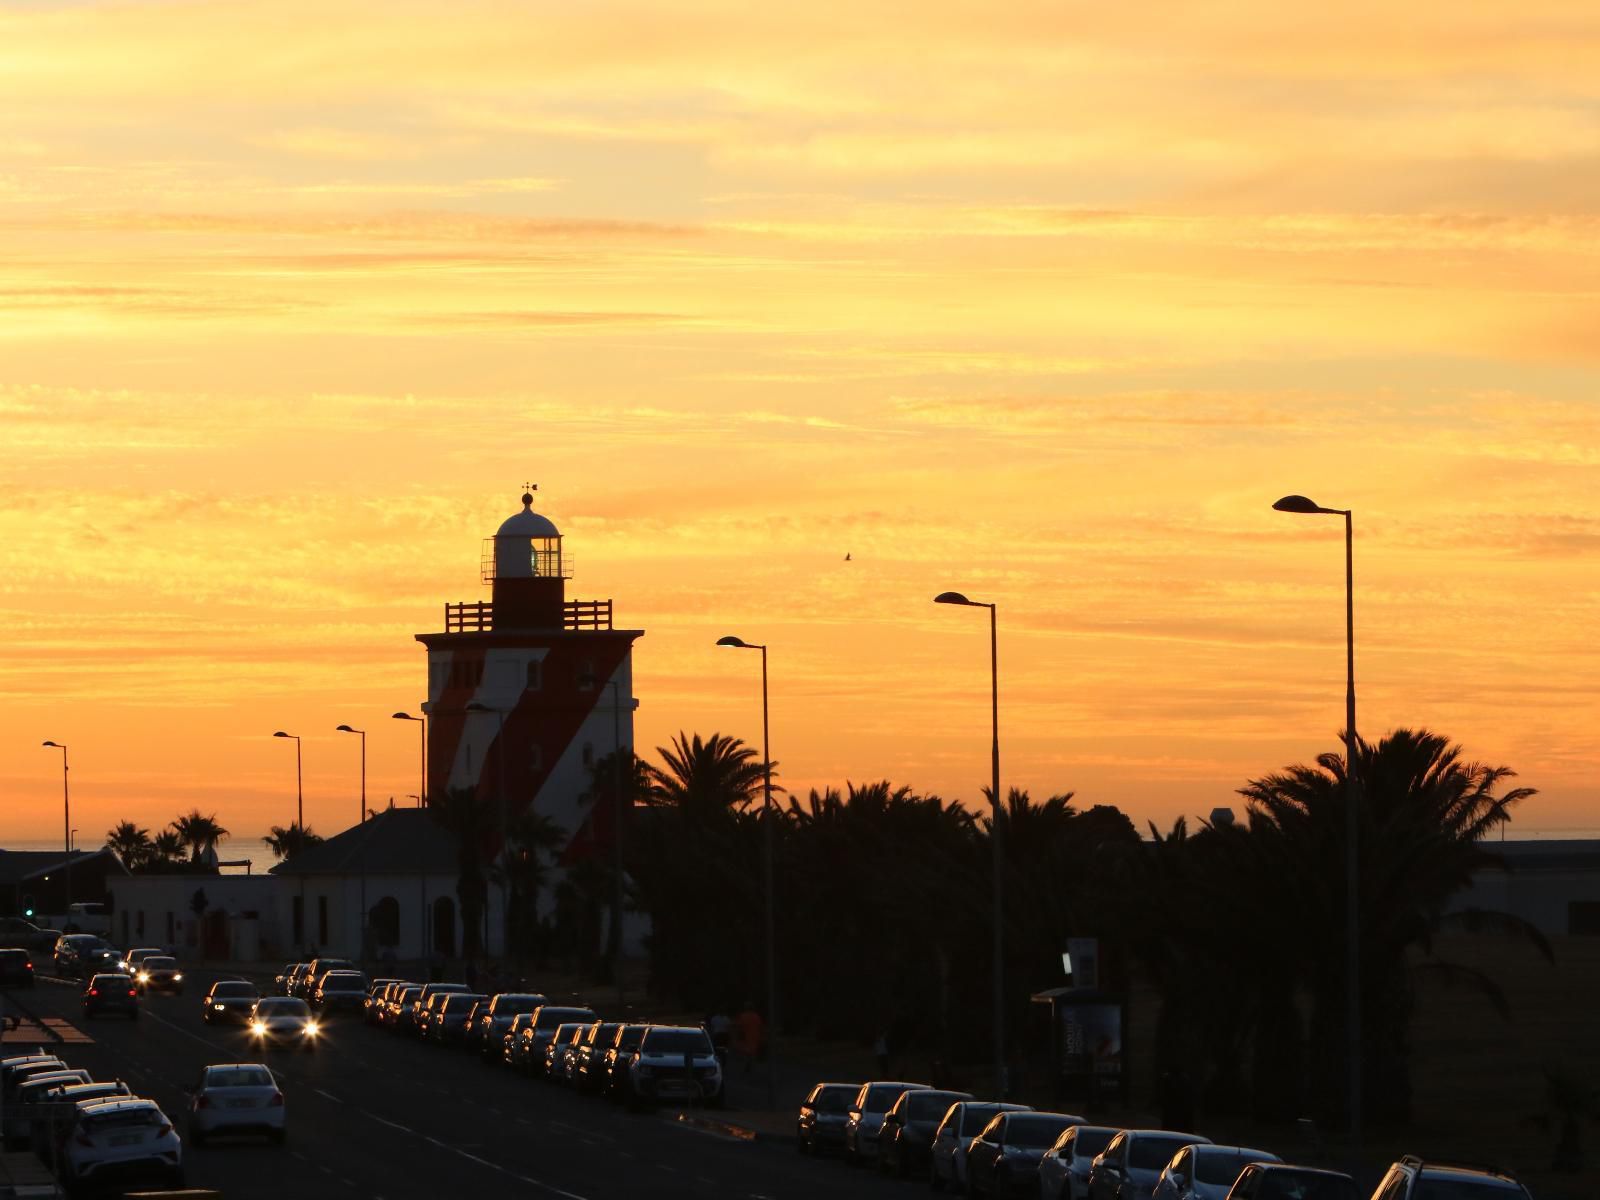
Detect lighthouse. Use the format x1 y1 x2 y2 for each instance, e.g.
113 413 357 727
415 490 643 851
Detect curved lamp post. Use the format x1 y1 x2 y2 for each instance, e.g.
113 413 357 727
934 591 1006 1096
392 713 426 808
336 725 366 826
1274 493 1361 1153
41 741 69 857
716 634 778 1107
272 731 303 829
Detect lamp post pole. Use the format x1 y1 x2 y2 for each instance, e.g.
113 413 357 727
609 679 625 1005
42 741 70 905
272 731 306 949
934 592 1006 1097
1274 494 1361 1156
393 713 427 807
716 635 778 1108
337 725 369 958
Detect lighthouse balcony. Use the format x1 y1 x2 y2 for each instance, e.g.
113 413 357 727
444 598 613 633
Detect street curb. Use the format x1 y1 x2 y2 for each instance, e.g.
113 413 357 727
674 1112 761 1142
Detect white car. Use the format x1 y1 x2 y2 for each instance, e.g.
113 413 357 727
247 997 321 1052
626 1025 723 1107
1153 1144 1280 1200
1089 1130 1212 1200
188 1062 286 1145
929 1100 1031 1191
60 1097 184 1192
1038 1124 1119 1200
118 946 164 973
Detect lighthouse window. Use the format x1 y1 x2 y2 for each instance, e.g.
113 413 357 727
526 660 541 690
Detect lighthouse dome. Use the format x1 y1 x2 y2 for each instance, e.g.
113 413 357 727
498 492 560 540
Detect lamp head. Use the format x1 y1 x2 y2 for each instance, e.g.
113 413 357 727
392 712 418 721
934 591 974 606
272 731 294 739
715 636 749 649
1273 494 1337 515
335 724 358 733
42 740 61 749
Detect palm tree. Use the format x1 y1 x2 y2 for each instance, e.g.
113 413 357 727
645 732 769 816
265 823 324 862
429 786 494 959
169 810 229 862
498 809 566 960
105 821 153 871
1239 726 1548 1123
147 830 187 870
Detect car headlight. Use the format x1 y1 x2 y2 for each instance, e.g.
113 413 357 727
251 1021 267 1034
304 1022 319 1036
138 972 150 982
213 1004 226 1011
173 974 183 982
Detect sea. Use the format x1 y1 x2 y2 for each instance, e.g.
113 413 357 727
9 837 280 875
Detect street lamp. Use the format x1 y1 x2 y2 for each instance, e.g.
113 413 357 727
336 725 367 825
272 732 303 829
69 828 78 852
392 713 426 808
934 590 1006 1097
1273 493 1361 1152
42 741 71 907
715 634 778 1107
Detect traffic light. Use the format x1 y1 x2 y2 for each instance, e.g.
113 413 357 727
22 894 36 918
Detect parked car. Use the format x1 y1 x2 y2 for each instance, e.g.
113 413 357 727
1224 1164 1356 1200
5 1070 93 1148
364 978 404 1024
1038 1123 1119 1200
299 957 357 998
387 985 425 1032
59 1097 184 1192
879 1087 972 1177
429 992 488 1047
274 963 306 995
1365 1157 1532 1200
187 1062 286 1145
1 1052 66 1097
247 997 320 1052
966 1112 1087 1199
0 917 62 957
796 1081 862 1155
544 1023 588 1081
409 983 469 1037
626 1025 722 1108
312 971 370 1016
284 963 317 998
570 1021 622 1091
517 1005 598 1077
474 993 548 1062
1089 1130 1213 1200
134 955 184 995
600 1023 649 1101
203 980 260 1025
501 1013 539 1067
844 1081 931 1164
82 972 139 1019
30 1081 132 1162
1155 1145 1282 1200
0 947 36 987
929 1101 1033 1192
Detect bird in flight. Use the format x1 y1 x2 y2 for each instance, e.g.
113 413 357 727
844 552 852 561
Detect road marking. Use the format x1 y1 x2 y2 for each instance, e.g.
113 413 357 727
314 1088 342 1104
366 1113 413 1134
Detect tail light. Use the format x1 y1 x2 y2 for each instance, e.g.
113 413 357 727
88 988 99 996
269 1092 285 1107
24 962 32 971
156 1122 173 1138
127 989 137 997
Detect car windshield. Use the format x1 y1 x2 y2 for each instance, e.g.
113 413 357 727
615 1026 646 1049
322 973 363 988
257 999 310 1017
1415 1182 1525 1200
143 957 176 969
83 1107 162 1132
811 1087 853 1113
90 974 131 987
444 994 486 1012
495 997 543 1015
536 1009 592 1030
1008 1115 1078 1147
206 1066 274 1088
1198 1150 1273 1186
863 1084 913 1113
588 1023 619 1044
907 1092 965 1121
398 988 422 1002
212 983 255 998
1070 1128 1116 1158
641 1029 713 1055
0 950 27 962
962 1107 1003 1135
1259 1174 1357 1200
1132 1136 1199 1170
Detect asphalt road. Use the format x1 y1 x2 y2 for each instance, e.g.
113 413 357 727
7 970 912 1200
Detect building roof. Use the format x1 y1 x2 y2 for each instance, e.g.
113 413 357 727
0 848 125 886
497 493 561 540
1485 838 1600 872
269 808 458 877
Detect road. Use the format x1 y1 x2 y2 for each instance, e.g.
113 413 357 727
7 970 909 1200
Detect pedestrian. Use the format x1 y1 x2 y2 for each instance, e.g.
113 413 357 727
733 1002 764 1076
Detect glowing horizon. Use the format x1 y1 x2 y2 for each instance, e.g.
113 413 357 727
4 1 1599 843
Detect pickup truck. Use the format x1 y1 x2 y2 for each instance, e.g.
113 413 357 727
0 919 63 956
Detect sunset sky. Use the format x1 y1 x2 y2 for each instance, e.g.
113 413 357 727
4 1 1599 845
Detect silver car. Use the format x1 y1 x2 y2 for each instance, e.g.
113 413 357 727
843 1080 930 1164
1089 1130 1212 1200
1153 1144 1280 1200
930 1100 1033 1191
1038 1124 1119 1200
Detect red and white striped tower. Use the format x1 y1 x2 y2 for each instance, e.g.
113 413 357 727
415 489 642 851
